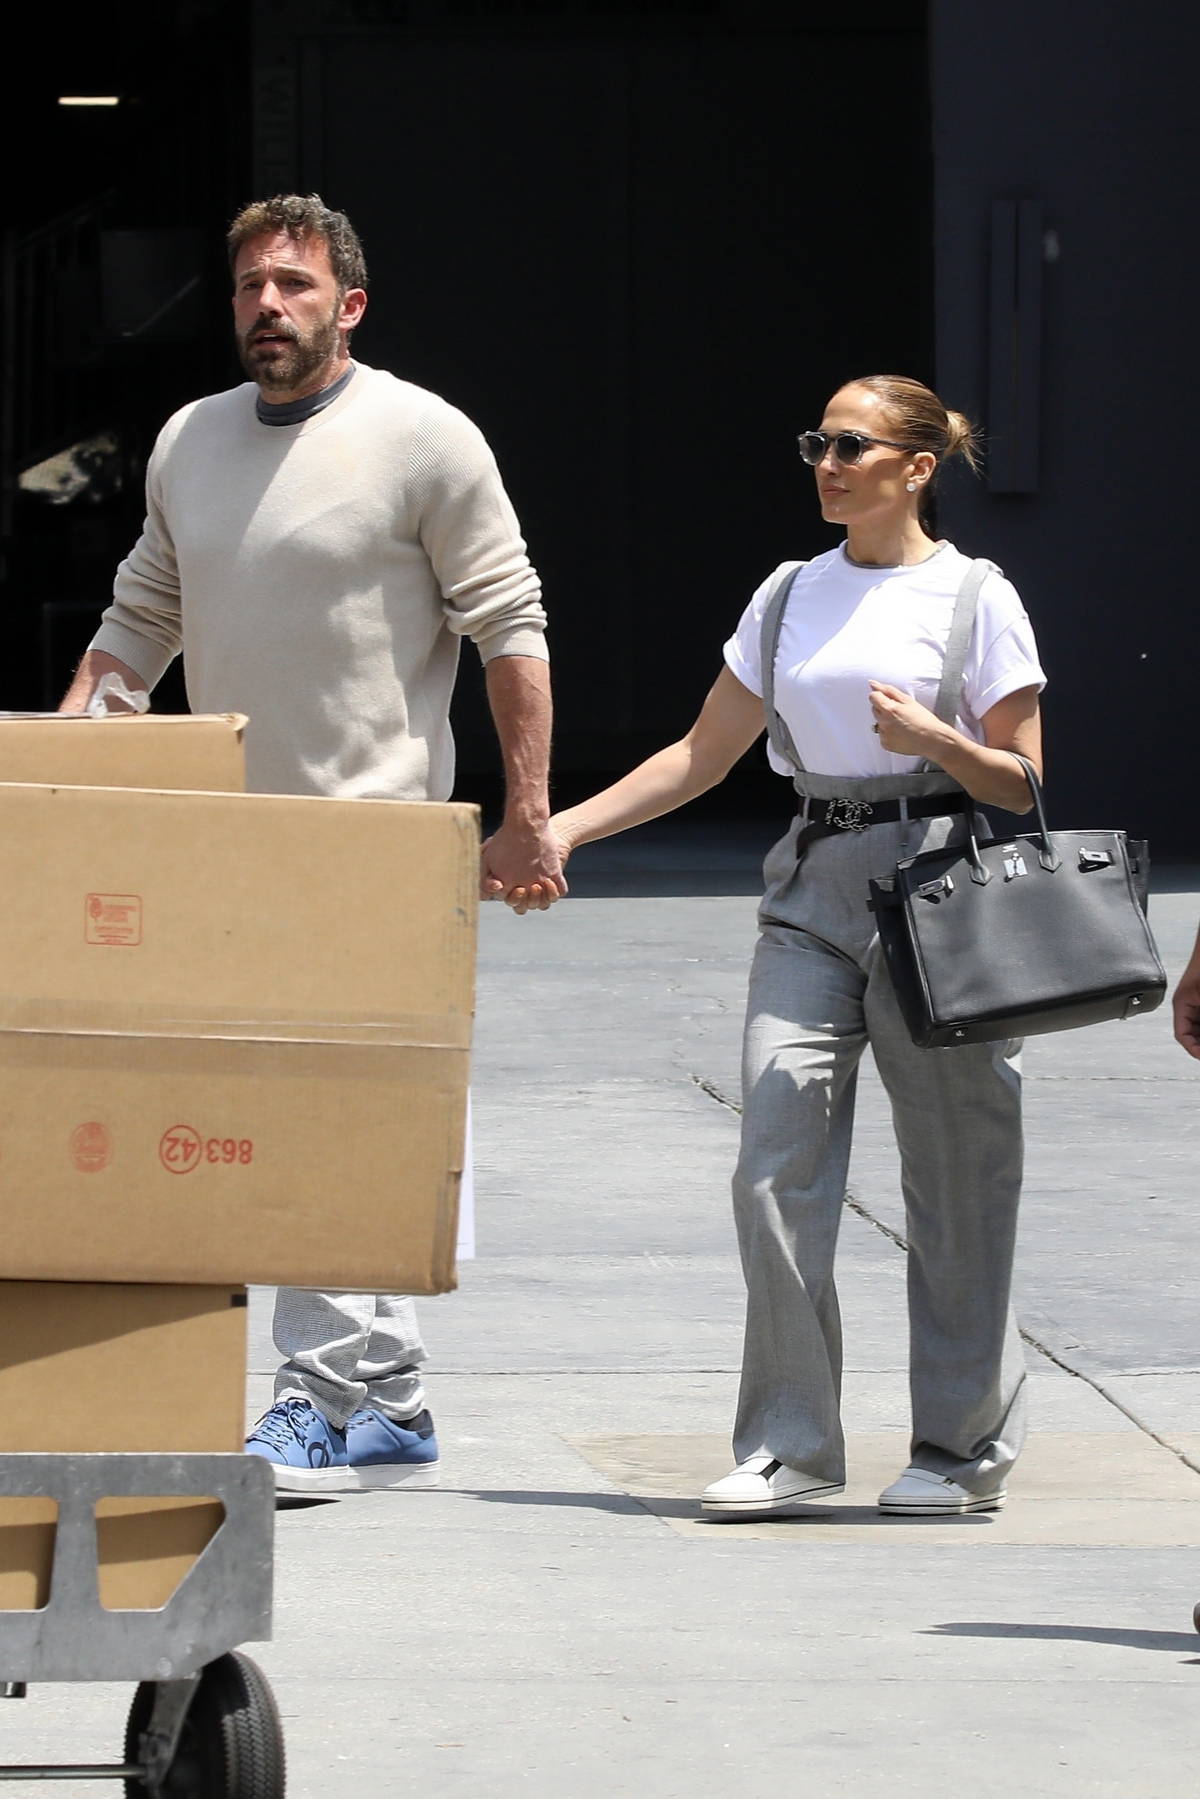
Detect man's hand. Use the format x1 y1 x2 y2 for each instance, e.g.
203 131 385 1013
480 655 562 914
480 816 568 915
1172 932 1200 1060
59 650 148 715
868 681 949 758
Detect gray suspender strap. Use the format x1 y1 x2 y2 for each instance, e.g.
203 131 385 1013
758 560 808 774
930 558 998 726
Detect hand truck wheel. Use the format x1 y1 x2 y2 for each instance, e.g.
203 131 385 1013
123 1650 285 1796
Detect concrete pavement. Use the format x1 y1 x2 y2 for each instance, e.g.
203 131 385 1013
4 821 1197 1794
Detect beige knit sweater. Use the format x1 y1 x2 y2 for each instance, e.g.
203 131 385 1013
93 364 548 799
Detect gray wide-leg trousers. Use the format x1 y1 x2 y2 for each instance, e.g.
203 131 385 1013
731 816 1028 1495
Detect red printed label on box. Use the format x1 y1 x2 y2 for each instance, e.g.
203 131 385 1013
71 1122 112 1173
85 893 143 947
159 1125 255 1175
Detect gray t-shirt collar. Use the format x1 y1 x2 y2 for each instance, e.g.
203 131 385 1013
256 361 357 427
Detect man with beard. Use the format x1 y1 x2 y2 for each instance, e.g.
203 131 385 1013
61 193 563 1492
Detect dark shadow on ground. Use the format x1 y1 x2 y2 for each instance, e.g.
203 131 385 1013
562 818 771 900
1148 862 1200 895
928 1621 1200 1656
461 1488 654 1515
684 1503 1001 1530
534 821 1199 903
461 1490 1002 1528
569 871 765 899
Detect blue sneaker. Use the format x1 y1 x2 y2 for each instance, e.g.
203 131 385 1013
344 1407 440 1490
245 1398 353 1493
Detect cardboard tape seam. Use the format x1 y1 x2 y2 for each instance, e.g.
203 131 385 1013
0 999 471 1051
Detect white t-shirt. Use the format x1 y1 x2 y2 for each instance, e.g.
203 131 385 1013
723 541 1046 779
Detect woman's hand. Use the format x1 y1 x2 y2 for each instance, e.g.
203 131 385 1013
483 826 574 915
869 680 1042 811
868 681 950 758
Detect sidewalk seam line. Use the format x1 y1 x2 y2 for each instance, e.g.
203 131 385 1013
691 1071 1200 1481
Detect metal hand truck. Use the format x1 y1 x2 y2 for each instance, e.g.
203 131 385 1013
0 1452 281 1793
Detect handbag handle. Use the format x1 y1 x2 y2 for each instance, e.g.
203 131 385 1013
961 752 1062 884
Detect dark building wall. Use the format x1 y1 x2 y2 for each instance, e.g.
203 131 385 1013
930 0 1200 851
254 3 930 802
11 2 1189 854
0 1 250 713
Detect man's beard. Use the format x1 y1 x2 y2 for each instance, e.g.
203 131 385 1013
238 303 342 392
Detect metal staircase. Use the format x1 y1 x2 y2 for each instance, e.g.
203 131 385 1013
0 195 115 541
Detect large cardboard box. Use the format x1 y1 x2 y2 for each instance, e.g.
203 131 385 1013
0 782 477 1292
0 713 247 791
0 1283 245 1610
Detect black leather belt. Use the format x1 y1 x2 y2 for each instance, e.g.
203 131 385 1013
795 791 970 860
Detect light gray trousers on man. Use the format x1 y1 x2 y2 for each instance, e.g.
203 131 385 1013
272 1290 426 1427
732 811 1028 1496
269 1098 473 1425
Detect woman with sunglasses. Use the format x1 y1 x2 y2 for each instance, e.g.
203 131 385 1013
498 373 1045 1518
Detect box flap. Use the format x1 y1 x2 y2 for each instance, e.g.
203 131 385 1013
0 714 247 793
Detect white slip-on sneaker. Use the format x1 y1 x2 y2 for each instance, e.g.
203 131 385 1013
877 1466 1006 1515
702 1454 844 1516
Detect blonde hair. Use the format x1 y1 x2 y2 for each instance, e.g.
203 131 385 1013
846 375 979 511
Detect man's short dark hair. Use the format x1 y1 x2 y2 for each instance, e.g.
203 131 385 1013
226 194 368 293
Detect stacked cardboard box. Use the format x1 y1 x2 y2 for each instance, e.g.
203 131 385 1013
0 714 477 1608
0 1282 247 1610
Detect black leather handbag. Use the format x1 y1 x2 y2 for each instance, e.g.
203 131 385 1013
868 756 1167 1048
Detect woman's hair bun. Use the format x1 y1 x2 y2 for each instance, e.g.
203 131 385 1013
943 408 981 473
845 375 982 491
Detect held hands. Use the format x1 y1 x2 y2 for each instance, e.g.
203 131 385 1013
479 816 570 916
868 681 950 759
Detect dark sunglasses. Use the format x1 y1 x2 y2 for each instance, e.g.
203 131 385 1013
797 429 914 467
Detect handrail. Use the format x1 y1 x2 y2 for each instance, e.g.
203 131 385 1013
10 192 114 258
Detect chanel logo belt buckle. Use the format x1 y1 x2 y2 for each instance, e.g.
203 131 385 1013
824 798 874 832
